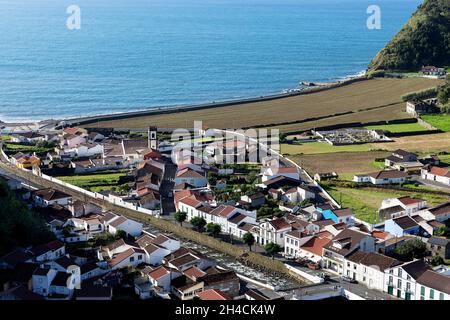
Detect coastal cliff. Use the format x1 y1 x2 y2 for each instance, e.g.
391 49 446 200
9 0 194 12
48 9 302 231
368 0 450 71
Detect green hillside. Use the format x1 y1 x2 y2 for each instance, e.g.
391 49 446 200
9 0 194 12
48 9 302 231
369 0 450 71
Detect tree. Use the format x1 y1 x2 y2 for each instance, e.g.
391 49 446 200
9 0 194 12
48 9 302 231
394 238 427 261
190 217 206 232
242 232 255 251
205 223 221 238
264 242 282 260
430 255 444 267
174 211 187 226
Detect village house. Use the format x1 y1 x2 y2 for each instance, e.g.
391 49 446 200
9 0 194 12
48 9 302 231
421 165 450 187
384 149 422 173
174 167 208 188
344 250 402 291
148 266 182 294
10 153 41 169
239 192 265 208
257 217 292 247
322 228 376 275
353 170 409 185
196 289 232 300
68 200 102 218
316 206 354 225
261 165 300 182
30 188 72 208
427 236 450 260
406 99 440 117
11 132 45 144
32 265 81 299
384 216 421 237
418 202 450 223
86 132 105 144
103 214 143 237
314 172 338 182
378 196 427 220
421 66 446 76
384 259 450 300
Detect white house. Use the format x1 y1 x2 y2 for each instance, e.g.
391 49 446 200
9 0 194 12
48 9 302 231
261 166 300 182
280 186 316 204
379 196 427 219
108 247 146 270
148 266 182 293
174 168 208 188
257 217 292 247
418 202 450 223
31 240 66 263
31 189 72 208
105 215 143 237
344 251 401 291
384 259 450 300
421 166 450 186
353 170 408 185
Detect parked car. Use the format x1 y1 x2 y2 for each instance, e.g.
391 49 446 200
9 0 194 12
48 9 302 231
342 276 357 284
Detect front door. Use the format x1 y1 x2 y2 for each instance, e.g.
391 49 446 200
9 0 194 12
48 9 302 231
405 292 411 300
388 286 393 295
397 289 401 298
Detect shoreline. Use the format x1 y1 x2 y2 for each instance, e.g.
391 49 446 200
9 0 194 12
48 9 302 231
0 73 367 127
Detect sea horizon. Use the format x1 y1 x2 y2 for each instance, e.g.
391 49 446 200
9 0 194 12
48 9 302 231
0 0 422 122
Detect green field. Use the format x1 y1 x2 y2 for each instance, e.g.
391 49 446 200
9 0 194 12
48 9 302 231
364 122 427 133
324 185 450 224
438 153 450 164
281 142 373 155
421 114 450 132
4 143 53 156
56 171 128 192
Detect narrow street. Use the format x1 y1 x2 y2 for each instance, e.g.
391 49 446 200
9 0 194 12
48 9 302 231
160 156 177 216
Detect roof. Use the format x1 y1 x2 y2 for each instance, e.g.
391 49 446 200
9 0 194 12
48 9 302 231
392 216 419 230
300 236 331 256
54 256 77 269
324 228 370 256
228 213 248 225
369 170 408 180
183 266 207 279
428 166 450 178
393 149 416 157
210 205 236 218
197 289 232 301
105 239 127 251
176 168 205 179
135 234 156 248
179 196 202 208
416 269 450 295
429 202 450 217
262 175 301 188
0 248 33 267
398 196 424 206
379 205 405 216
148 266 170 281
371 230 390 240
170 253 200 268
268 218 291 231
428 236 450 247
333 208 353 217
346 251 401 271
108 216 128 228
0 284 44 300
151 234 174 246
32 189 71 201
198 270 238 286
108 248 144 268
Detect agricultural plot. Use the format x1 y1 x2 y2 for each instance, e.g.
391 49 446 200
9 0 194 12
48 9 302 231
56 171 129 193
421 114 450 132
364 122 427 133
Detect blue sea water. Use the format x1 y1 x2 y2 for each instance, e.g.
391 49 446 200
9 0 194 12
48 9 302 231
0 0 422 122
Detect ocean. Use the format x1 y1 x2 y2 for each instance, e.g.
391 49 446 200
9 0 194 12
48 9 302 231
0 0 422 122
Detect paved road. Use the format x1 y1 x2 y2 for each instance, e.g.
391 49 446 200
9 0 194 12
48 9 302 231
160 157 177 216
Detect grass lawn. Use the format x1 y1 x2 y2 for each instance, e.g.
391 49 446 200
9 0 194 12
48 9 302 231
438 153 450 165
0 135 12 141
56 172 128 192
364 122 427 133
421 114 450 132
369 160 386 170
323 185 450 224
281 142 372 155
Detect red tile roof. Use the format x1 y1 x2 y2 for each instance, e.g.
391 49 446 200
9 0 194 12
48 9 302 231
148 266 170 281
269 218 291 231
429 166 450 177
398 196 423 206
183 266 207 279
197 289 232 301
300 236 330 256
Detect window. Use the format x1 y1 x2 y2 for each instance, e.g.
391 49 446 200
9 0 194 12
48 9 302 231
347 262 350 267
138 255 142 260
440 293 444 300
397 279 402 288
406 282 411 291
398 269 402 278
421 286 425 296
130 257 135 262
389 270 393 274
430 289 434 300
407 275 411 281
